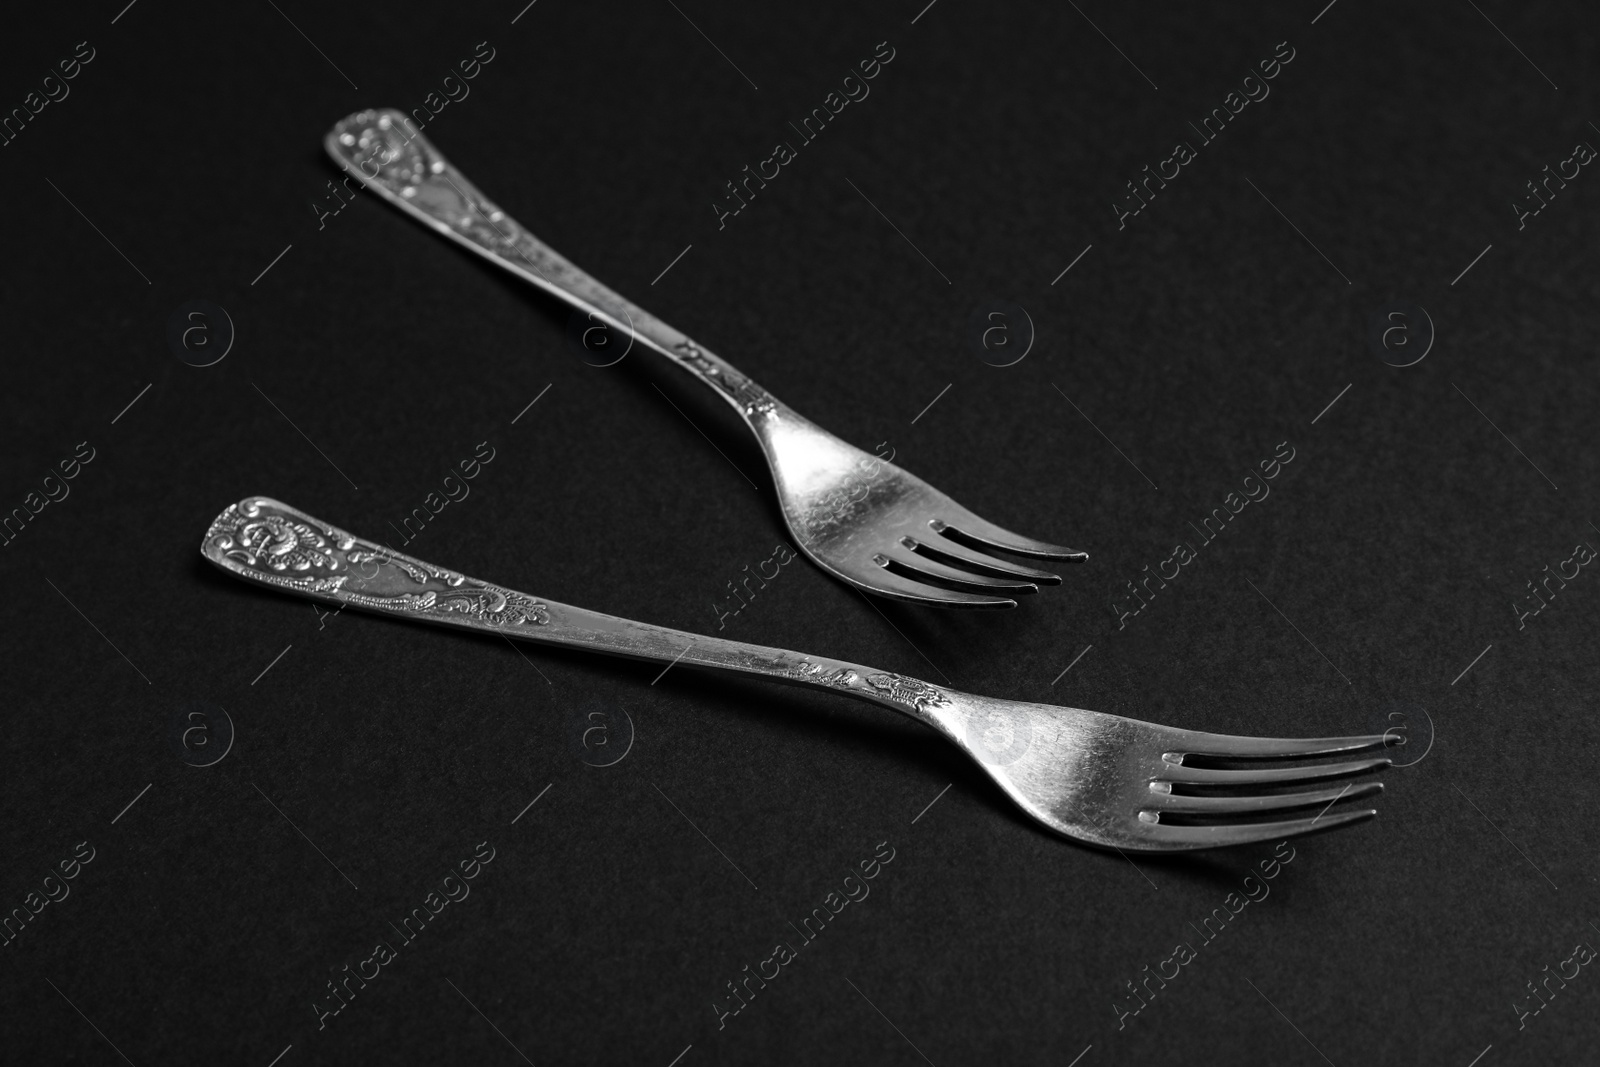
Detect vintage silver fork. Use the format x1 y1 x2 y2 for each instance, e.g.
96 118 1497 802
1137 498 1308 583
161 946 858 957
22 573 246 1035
325 109 1083 609
204 497 1387 851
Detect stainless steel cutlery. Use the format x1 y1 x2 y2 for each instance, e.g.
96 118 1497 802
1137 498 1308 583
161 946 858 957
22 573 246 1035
326 108 1082 608
203 497 1386 851
200 112 1401 856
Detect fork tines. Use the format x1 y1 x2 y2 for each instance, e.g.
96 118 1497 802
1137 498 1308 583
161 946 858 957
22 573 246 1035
870 516 1088 608
1140 733 1391 848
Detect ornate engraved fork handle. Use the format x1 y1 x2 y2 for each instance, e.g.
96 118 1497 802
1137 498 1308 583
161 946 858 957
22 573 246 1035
325 109 783 423
203 497 954 724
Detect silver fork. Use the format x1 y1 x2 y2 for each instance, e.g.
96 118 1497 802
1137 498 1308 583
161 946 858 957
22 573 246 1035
325 109 1084 609
203 497 1387 851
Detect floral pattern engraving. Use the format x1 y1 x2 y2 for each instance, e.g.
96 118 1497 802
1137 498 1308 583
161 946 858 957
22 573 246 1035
778 663 947 710
223 514 344 573
204 499 547 628
340 587 547 626
864 673 950 710
674 341 778 418
345 550 461 588
332 109 567 281
782 660 859 688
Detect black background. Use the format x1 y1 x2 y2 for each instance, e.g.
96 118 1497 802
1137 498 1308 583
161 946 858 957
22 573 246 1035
2 1 1597 1063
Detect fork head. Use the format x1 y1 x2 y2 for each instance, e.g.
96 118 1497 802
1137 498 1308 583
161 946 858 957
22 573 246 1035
755 414 1085 607
916 691 1389 851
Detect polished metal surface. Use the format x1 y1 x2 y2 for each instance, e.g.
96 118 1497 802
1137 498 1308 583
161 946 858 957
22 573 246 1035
203 497 1388 852
325 109 1083 608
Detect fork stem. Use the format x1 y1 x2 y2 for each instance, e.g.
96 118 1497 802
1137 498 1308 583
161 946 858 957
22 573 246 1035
204 497 953 727
326 109 791 426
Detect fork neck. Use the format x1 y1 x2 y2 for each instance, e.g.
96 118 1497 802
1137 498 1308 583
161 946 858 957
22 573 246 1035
542 599 957 727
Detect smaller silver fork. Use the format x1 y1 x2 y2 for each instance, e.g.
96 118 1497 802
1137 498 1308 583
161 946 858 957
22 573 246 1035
204 497 1387 852
326 109 1084 608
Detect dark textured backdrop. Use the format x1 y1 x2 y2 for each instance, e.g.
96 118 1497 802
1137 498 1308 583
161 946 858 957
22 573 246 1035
3 1 1598 1064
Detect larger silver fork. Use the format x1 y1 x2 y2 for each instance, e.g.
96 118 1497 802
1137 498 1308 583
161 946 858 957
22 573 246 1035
203 497 1387 851
325 109 1083 609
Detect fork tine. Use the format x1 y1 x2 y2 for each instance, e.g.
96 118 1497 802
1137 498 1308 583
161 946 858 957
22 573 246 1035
930 517 1088 561
874 549 1040 596
899 535 1063 584
853 567 1019 609
1145 780 1382 815
1140 808 1377 848
1157 756 1390 785
1169 732 1391 761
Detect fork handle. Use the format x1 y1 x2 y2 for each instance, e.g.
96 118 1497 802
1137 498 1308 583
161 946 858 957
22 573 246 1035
325 109 791 426
203 497 955 726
